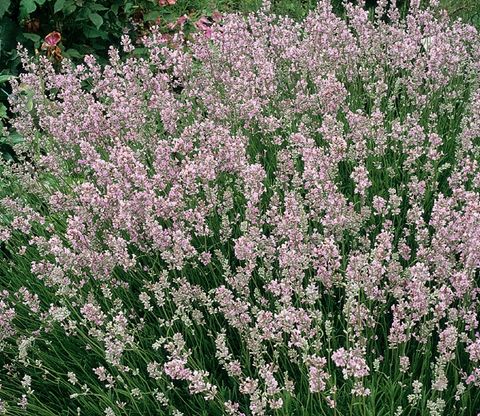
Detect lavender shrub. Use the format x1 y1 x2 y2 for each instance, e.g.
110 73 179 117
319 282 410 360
1 0 480 415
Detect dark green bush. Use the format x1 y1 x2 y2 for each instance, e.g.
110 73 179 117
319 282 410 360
0 0 206 74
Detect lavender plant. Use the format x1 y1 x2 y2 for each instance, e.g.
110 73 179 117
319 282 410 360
1 0 480 415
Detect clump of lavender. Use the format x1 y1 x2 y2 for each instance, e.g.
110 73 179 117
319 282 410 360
1 1 480 414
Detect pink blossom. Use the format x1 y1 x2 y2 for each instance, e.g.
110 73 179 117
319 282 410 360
44 31 61 46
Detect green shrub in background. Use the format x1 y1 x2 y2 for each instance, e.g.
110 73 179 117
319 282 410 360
2 0 166 157
0 0 234 75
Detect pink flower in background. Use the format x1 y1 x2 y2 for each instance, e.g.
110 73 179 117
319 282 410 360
159 0 176 5
195 16 213 38
41 31 62 60
44 31 61 46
